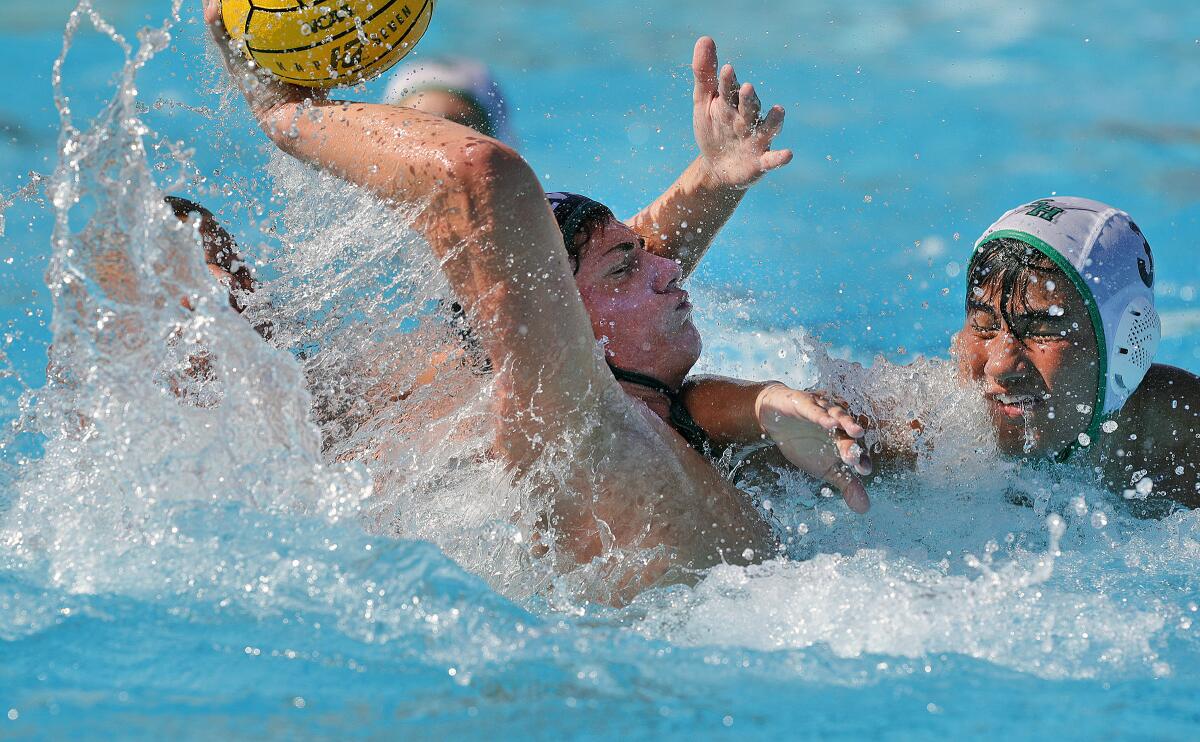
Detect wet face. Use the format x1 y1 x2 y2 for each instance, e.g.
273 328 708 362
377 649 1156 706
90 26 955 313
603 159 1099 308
573 218 701 387
957 265 1100 457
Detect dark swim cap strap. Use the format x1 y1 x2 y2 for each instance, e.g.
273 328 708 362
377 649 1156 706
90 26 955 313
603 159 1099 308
546 192 611 250
608 364 714 456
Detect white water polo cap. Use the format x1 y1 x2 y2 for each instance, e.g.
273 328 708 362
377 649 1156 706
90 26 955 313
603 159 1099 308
971 196 1161 426
383 57 515 144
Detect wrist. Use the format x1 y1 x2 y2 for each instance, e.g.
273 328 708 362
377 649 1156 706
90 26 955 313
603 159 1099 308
753 382 788 438
686 154 739 193
693 156 750 195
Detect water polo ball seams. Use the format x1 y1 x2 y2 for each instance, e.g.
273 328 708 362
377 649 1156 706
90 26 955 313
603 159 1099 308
969 228 1109 443
232 0 434 87
245 0 409 55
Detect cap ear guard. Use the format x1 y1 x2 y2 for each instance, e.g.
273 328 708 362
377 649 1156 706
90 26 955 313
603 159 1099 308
1107 295 1160 410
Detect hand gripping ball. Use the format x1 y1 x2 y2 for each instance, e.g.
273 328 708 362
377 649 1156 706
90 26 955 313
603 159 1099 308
222 0 435 88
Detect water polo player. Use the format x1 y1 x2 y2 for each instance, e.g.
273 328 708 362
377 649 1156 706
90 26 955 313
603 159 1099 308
955 198 1198 508
690 198 1199 512
205 1 874 598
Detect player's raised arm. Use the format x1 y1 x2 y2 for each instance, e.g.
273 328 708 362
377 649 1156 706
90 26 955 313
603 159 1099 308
204 2 775 594
629 37 792 276
204 0 604 425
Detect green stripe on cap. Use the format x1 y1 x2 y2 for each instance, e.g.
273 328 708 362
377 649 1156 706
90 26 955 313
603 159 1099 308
970 229 1108 449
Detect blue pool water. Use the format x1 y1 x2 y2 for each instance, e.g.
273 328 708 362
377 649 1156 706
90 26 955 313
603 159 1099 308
2 1 1199 738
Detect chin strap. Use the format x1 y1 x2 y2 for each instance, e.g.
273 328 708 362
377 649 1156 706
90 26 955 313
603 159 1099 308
607 364 713 456
1053 410 1113 464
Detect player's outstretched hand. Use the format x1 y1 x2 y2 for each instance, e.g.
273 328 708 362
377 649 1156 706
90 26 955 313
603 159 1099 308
692 36 793 190
755 384 872 513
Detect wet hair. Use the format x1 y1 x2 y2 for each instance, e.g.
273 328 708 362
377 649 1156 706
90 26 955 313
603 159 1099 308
164 196 256 314
546 192 616 274
163 195 209 219
164 196 238 270
966 236 1069 335
565 209 617 273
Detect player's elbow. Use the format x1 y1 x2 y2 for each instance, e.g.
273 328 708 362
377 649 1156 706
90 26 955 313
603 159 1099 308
444 138 539 214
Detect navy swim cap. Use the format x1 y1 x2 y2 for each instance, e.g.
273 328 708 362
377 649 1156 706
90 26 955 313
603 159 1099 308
546 192 613 251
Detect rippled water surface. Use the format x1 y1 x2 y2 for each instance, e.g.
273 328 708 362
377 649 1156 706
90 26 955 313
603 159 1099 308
1 1 1199 738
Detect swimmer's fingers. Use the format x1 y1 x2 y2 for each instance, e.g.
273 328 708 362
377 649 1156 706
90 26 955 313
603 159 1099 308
692 37 719 106
718 64 740 109
767 388 870 475
204 0 320 121
203 0 227 42
809 395 872 475
739 83 762 127
756 107 791 172
204 0 251 81
759 385 832 429
824 403 866 439
759 105 786 140
833 431 873 476
772 425 871 513
766 386 862 437
759 148 794 173
822 464 871 514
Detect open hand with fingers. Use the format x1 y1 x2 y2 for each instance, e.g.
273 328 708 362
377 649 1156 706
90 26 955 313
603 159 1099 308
755 384 873 513
692 36 793 190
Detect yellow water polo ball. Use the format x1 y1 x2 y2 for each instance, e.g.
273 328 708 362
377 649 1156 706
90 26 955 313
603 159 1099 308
222 0 435 89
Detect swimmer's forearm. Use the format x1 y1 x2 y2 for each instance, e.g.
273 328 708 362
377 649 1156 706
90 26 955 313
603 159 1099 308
254 100 602 411
258 101 488 201
681 375 778 446
629 158 746 277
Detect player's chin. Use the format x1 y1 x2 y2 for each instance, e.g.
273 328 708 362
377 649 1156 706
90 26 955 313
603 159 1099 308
678 320 703 360
992 419 1043 458
656 322 702 370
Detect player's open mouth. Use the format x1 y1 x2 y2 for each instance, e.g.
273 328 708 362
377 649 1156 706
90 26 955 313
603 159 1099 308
991 392 1045 420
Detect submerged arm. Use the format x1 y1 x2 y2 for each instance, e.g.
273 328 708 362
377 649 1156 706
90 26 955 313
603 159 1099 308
628 37 792 277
